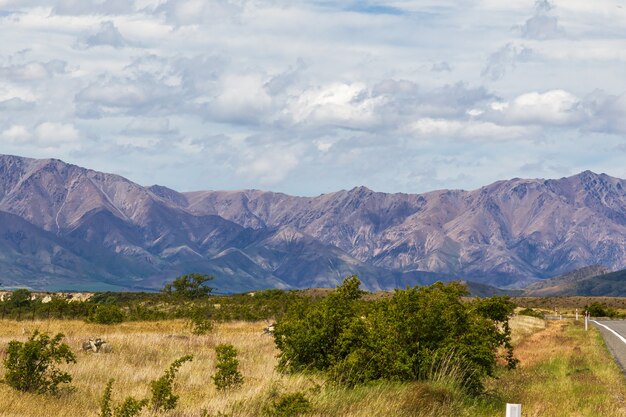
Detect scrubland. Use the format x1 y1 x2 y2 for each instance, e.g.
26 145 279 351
0 315 624 417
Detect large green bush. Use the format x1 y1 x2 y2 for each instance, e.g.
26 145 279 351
274 277 517 393
3 331 76 394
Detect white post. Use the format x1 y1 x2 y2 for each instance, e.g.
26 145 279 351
506 403 522 417
585 312 588 331
559 314 562 320
576 309 578 321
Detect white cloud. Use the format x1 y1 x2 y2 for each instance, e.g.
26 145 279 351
582 90 626 134
207 74 273 124
122 118 175 135
410 118 531 140
0 60 67 81
0 122 81 148
1 0 626 194
236 146 301 185
289 82 385 129
0 125 31 143
486 90 583 126
78 20 129 48
482 43 533 81
520 0 563 40
54 0 136 16
35 122 80 144
155 0 242 26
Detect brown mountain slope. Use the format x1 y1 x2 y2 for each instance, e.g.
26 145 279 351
182 172 626 286
523 265 612 296
1 154 625 291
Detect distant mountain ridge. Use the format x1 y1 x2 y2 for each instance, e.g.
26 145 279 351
523 265 612 296
0 154 625 292
522 265 626 297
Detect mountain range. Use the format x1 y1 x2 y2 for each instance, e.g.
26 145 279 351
0 154 625 293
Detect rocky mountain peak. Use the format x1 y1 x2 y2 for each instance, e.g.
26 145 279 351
0 153 625 292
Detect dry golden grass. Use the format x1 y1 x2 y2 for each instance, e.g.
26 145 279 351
0 317 624 417
481 320 626 417
508 315 546 346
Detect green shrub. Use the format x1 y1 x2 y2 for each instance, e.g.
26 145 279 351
274 275 363 373
150 355 193 412
115 397 149 417
585 302 621 318
213 344 244 391
89 304 125 324
518 307 544 319
3 331 76 394
99 379 148 417
263 391 311 417
188 307 214 335
100 379 114 417
274 277 517 393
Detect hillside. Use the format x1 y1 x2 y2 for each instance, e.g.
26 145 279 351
0 154 625 292
523 265 612 296
522 267 626 297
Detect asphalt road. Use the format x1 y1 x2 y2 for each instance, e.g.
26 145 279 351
593 320 626 373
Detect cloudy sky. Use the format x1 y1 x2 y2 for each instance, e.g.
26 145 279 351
1 0 626 195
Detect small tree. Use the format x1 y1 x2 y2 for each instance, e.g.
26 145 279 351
3 331 76 394
213 344 244 391
150 355 193 412
162 273 214 300
89 304 126 324
8 288 32 308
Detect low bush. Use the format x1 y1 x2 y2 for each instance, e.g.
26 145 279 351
518 307 544 319
585 302 622 318
99 379 148 417
188 307 214 335
263 391 311 417
150 355 193 412
3 331 76 394
89 304 125 324
213 344 244 391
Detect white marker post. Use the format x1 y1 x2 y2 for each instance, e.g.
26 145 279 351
585 311 588 331
506 403 522 417
576 308 578 321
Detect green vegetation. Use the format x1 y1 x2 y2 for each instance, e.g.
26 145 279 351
518 307 544 319
584 301 623 318
99 379 148 417
274 276 517 393
213 344 244 391
3 331 76 394
149 355 193 412
263 390 311 417
162 273 214 299
188 307 214 335
89 304 126 324
0 276 307 324
0 305 625 416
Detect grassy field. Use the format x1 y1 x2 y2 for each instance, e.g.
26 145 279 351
0 316 624 416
